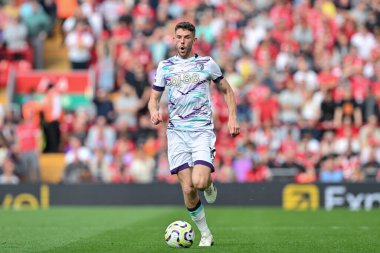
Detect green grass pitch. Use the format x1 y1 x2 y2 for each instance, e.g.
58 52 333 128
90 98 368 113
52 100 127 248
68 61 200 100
0 207 379 253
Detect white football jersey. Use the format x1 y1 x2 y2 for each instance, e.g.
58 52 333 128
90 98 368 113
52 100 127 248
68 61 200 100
153 54 223 131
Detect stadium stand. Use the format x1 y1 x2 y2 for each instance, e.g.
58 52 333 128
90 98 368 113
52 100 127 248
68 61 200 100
0 0 380 185
39 153 65 183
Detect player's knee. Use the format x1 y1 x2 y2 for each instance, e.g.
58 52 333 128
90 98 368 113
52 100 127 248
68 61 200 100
193 178 208 191
182 185 196 196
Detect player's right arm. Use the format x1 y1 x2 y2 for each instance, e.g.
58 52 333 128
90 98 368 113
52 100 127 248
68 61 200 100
149 61 165 125
148 90 163 125
208 57 240 137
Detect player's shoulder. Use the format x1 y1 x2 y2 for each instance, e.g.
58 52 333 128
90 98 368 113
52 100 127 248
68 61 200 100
194 54 215 63
193 55 219 70
159 56 178 66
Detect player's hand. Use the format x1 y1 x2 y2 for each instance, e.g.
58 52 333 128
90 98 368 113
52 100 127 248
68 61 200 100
228 118 240 138
151 111 163 125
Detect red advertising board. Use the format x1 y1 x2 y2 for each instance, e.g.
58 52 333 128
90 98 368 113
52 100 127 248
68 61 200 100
12 70 95 111
15 71 92 94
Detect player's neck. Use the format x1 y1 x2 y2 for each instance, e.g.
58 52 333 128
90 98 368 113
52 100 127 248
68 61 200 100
177 52 196 60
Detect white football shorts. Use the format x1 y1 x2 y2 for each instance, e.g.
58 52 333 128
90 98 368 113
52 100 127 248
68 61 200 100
167 129 216 174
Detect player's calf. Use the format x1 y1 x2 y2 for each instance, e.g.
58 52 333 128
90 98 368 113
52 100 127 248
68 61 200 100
204 182 217 204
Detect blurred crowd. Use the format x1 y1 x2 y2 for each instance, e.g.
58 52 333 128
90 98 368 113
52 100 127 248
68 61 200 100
1 0 380 184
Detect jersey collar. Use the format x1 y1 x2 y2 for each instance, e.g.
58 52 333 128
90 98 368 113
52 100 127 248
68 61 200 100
176 53 199 61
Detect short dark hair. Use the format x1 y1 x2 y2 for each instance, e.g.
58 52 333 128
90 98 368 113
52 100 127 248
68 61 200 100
175 21 196 36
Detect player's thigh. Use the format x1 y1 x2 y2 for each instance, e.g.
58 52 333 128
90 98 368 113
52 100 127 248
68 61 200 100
190 130 216 171
190 130 216 189
167 129 192 174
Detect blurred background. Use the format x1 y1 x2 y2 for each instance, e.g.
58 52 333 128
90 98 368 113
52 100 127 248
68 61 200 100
0 0 380 190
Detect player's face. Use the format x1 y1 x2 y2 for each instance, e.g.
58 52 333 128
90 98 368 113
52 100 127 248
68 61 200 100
174 29 197 59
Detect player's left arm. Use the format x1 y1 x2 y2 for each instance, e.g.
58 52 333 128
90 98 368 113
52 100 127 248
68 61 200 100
216 78 240 137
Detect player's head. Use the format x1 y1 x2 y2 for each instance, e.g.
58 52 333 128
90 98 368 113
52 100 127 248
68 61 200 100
175 21 196 36
174 21 197 59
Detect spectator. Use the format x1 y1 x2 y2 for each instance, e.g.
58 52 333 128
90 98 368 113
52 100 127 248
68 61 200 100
99 0 125 30
63 135 92 183
293 56 318 91
334 86 362 128
212 156 236 183
275 38 297 73
15 113 41 183
2 15 28 60
55 0 78 22
301 90 322 126
319 155 344 183
224 61 244 91
334 31 350 60
89 147 112 183
123 63 151 114
0 133 8 166
350 23 377 60
243 18 267 54
361 149 380 182
254 92 279 126
235 55 256 82
40 83 62 153
278 79 304 125
334 116 360 155
319 90 336 130
292 16 313 52
128 146 155 183
2 0 19 19
148 27 170 65
133 114 157 146
342 46 364 79
156 150 178 183
62 7 87 35
350 1 367 24
21 88 41 127
93 89 115 123
295 163 317 183
109 133 134 183
20 0 51 69
109 15 132 57
232 152 253 183
245 157 271 183
96 41 115 92
276 150 305 175
41 0 57 31
320 130 335 157
65 20 95 70
113 84 140 131
86 115 116 153
1 105 18 151
0 156 19 185
79 0 103 39
61 107 92 147
236 93 254 125
359 114 380 149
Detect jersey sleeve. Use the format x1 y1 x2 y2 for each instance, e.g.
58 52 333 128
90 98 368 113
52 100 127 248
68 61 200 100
208 57 224 83
152 61 165 92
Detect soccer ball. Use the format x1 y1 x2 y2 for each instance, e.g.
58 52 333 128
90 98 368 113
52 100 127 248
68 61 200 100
164 220 194 248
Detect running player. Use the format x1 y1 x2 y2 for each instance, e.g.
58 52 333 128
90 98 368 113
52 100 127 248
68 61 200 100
148 21 240 247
